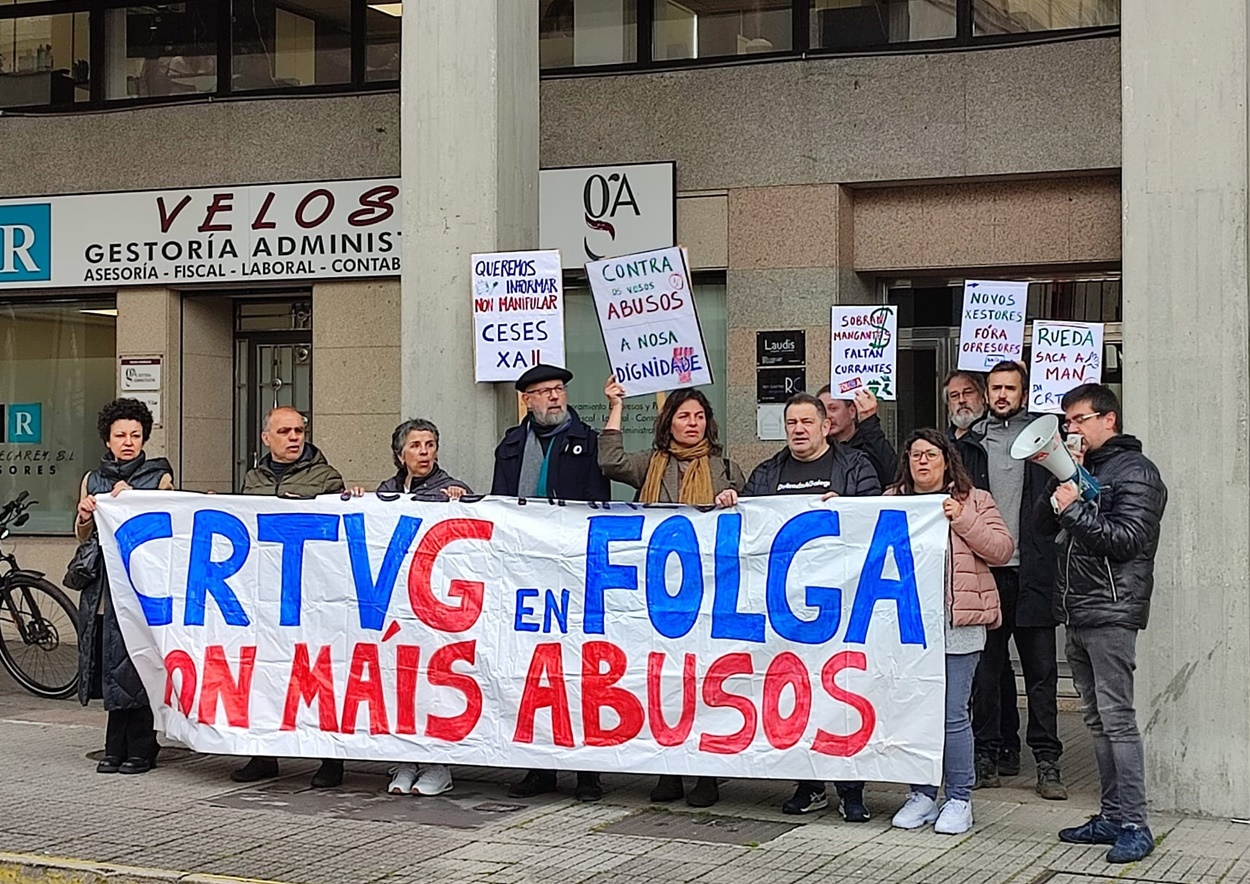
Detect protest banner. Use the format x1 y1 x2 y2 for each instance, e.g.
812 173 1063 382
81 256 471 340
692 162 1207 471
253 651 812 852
1028 321 1104 414
472 250 565 382
586 246 713 398
958 280 1028 371
95 492 948 784
830 306 897 400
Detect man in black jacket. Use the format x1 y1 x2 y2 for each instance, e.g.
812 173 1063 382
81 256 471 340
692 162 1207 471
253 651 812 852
955 362 1066 799
491 364 610 802
1047 384 1166 865
744 392 879 822
817 384 899 489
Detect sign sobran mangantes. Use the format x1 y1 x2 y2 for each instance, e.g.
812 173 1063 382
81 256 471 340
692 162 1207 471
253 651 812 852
0 179 402 290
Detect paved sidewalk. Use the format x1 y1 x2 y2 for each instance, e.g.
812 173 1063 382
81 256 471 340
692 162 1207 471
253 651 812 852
0 674 1247 884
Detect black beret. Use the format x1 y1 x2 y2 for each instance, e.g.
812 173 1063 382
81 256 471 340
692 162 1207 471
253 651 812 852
515 363 573 392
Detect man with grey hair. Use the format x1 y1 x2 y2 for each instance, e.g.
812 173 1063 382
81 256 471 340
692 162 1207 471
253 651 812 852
945 370 987 441
492 364 609 802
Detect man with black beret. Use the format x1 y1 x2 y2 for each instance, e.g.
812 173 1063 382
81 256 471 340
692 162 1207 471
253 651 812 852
491 363 610 801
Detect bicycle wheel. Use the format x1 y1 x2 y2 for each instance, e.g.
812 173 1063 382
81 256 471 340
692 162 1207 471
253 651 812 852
0 576 80 700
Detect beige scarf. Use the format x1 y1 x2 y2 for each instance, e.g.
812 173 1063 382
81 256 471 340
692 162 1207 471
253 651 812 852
639 440 714 505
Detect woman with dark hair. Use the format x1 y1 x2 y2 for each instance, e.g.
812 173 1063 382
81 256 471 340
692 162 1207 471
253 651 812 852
379 418 469 797
74 397 175 775
597 377 746 808
887 429 1013 835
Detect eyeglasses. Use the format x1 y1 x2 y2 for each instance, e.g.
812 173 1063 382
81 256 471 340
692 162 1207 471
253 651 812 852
1062 412 1103 431
909 449 942 462
524 383 566 398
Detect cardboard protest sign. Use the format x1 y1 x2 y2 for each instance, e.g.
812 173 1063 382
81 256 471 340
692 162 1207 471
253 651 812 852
958 280 1028 370
830 306 897 400
586 246 712 397
1028 321 1104 413
96 492 948 784
472 250 564 382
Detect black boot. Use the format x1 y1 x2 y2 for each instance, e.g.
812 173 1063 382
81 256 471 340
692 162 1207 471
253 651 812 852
575 772 602 802
508 768 558 799
686 777 719 808
231 756 280 783
310 759 344 789
650 775 684 802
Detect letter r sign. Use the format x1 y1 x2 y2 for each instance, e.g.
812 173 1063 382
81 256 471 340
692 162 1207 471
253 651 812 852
6 404 41 444
0 204 51 283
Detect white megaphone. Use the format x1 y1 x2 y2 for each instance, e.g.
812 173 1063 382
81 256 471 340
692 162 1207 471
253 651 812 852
1010 414 1101 502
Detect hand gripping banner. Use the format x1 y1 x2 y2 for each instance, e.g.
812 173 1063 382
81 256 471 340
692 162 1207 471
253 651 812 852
94 492 949 785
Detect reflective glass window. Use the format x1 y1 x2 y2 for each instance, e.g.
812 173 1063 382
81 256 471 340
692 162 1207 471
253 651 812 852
233 0 351 90
974 0 1119 35
541 0 637 69
104 4 218 100
365 2 401 81
0 12 89 107
812 1 955 49
653 0 791 61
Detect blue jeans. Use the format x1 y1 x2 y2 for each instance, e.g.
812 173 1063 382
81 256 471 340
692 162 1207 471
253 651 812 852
914 652 980 803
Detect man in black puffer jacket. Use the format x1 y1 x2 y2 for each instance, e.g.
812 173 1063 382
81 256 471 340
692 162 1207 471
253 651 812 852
1042 384 1167 866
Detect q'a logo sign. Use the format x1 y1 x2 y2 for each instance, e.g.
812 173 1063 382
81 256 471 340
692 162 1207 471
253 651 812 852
582 173 640 261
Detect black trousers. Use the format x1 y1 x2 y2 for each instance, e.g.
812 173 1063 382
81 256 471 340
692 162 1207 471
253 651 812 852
972 568 1063 763
104 706 157 761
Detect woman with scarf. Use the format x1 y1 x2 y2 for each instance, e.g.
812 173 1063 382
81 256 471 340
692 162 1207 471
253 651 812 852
597 376 745 808
74 398 175 775
886 428 1013 835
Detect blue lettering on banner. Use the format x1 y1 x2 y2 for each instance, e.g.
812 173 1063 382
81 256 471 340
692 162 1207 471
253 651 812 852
256 514 340 627
844 509 926 647
514 588 540 632
114 512 174 626
765 511 843 644
542 589 571 634
645 515 703 639
185 510 252 627
344 513 421 631
583 515 644 634
0 204 51 283
710 512 764 642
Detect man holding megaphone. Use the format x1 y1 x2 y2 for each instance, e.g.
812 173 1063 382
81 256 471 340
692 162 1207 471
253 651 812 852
1034 383 1167 865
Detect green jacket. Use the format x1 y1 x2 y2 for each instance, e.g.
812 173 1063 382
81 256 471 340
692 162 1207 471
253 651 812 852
242 443 344 498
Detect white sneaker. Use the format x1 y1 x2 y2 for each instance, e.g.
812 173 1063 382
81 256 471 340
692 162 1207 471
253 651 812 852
934 798 973 835
892 791 940 829
415 764 453 796
388 763 418 795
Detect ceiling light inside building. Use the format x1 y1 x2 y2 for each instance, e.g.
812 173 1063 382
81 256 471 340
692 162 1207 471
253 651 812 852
369 3 403 16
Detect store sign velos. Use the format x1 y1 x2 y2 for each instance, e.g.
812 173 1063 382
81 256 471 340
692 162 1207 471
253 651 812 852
0 179 402 290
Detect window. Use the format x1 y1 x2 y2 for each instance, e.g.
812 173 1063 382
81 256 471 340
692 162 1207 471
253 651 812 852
540 0 637 69
974 0 1119 35
562 276 727 500
0 12 89 107
365 2 401 81
812 1 955 49
654 0 791 61
233 0 351 90
104 4 218 100
0 300 117 535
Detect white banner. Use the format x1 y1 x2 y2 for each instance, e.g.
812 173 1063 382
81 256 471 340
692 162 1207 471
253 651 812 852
95 492 948 784
540 163 676 269
830 306 898 401
1028 321 1104 414
958 280 1028 371
0 179 401 289
472 250 565 382
587 246 713 398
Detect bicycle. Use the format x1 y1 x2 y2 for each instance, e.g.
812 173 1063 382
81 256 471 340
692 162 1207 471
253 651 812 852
0 492 80 699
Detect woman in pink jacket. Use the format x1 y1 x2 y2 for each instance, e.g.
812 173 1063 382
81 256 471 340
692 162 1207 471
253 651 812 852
887 428 1014 836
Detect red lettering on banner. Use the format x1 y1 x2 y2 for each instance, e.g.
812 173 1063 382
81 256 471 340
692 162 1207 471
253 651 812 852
395 644 421 735
812 651 877 756
646 651 696 746
581 641 643 747
698 652 757 754
163 649 197 716
251 191 278 230
197 645 256 727
198 192 234 232
348 185 399 227
296 189 335 229
425 641 483 741
513 643 573 747
341 643 389 736
156 195 193 233
408 519 493 633
281 643 339 733
761 652 811 750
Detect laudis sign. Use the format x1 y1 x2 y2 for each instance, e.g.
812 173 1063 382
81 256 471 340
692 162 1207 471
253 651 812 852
93 492 949 784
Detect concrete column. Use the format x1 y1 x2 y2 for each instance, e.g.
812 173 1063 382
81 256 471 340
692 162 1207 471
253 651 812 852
1122 2 1250 816
400 1 539 492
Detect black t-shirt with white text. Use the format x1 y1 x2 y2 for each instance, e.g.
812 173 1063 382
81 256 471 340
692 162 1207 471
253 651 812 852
775 447 834 495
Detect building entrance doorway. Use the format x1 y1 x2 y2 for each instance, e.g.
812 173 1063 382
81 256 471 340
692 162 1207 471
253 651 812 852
232 298 313 489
